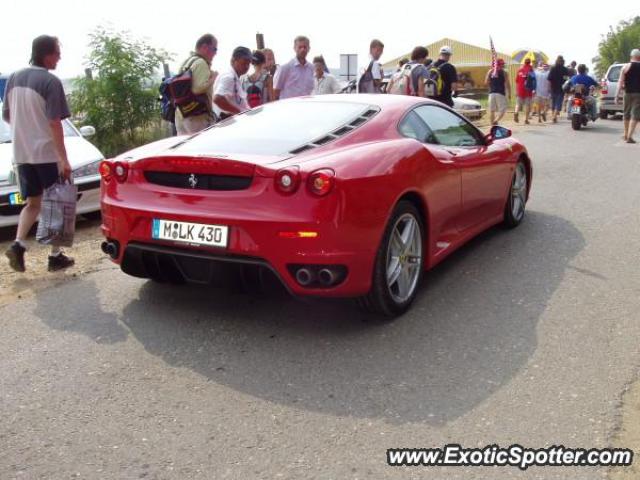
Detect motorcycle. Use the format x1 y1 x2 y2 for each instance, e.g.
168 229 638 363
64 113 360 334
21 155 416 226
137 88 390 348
569 85 598 130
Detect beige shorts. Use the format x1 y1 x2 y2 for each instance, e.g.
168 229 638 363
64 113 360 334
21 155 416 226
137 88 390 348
489 93 508 114
534 96 549 107
516 96 532 108
175 113 214 135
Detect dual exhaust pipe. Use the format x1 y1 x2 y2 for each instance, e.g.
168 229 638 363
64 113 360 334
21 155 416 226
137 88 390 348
294 266 344 288
101 240 119 259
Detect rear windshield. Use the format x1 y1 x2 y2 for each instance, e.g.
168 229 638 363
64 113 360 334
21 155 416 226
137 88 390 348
607 65 623 82
175 100 373 157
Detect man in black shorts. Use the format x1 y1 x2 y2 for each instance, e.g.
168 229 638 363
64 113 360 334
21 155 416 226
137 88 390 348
2 35 74 272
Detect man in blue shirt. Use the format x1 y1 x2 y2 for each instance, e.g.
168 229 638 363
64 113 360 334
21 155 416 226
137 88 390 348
570 64 599 119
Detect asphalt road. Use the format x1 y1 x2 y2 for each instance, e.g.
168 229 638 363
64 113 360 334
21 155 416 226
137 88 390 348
1 117 639 480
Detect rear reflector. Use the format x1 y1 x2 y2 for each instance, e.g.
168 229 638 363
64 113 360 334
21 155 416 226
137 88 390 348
278 231 319 239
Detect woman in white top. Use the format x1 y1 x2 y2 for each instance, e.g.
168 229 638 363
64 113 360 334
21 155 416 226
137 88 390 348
312 56 341 95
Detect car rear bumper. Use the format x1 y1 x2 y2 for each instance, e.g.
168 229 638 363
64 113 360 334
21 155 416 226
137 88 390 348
101 197 379 298
599 98 623 112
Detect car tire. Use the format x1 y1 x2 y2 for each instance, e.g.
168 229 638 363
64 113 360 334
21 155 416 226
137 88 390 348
503 160 528 229
599 110 609 120
358 201 424 319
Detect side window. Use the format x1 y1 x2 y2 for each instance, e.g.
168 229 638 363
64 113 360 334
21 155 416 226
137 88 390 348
398 110 437 144
62 120 78 137
414 105 483 147
607 66 622 82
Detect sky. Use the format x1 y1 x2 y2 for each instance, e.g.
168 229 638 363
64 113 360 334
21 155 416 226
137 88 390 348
2 0 638 80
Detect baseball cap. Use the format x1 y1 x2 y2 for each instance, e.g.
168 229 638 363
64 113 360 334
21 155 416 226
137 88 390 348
631 48 640 57
232 46 258 62
439 46 452 55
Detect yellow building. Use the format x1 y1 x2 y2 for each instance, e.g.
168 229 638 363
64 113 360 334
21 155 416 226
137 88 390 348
382 38 519 92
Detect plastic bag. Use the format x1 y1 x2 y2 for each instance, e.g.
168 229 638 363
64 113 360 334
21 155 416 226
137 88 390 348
36 179 78 247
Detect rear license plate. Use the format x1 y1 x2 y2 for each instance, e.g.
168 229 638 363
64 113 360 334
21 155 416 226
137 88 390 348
571 106 582 114
152 219 228 248
9 192 25 205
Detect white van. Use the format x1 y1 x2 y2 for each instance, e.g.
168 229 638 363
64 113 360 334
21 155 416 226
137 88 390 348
599 63 624 119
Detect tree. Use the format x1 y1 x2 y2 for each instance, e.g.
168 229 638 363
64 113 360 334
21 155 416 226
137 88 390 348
594 16 640 79
71 27 171 157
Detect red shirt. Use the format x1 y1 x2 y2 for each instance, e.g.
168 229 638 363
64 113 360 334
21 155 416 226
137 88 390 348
516 65 534 98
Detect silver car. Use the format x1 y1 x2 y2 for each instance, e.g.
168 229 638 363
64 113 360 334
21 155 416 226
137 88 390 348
0 103 104 227
599 63 624 119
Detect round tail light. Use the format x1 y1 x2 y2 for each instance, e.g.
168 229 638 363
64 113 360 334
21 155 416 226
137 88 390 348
275 167 300 195
113 161 129 183
99 161 113 181
308 169 335 197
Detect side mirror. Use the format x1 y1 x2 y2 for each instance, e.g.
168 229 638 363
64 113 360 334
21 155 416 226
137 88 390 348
79 126 96 137
486 125 512 143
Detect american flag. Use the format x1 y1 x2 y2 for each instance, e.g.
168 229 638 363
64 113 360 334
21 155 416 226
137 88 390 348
490 36 498 78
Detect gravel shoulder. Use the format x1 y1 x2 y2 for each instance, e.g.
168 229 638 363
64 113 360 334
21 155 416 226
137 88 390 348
0 217 116 308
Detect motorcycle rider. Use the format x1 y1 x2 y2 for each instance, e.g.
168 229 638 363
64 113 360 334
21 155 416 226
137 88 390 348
569 64 599 120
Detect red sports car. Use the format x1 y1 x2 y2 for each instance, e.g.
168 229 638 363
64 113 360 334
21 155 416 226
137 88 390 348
100 94 531 317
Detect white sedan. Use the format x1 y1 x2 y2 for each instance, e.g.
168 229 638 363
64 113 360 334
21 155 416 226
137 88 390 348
355 77 485 120
0 105 104 227
453 96 486 120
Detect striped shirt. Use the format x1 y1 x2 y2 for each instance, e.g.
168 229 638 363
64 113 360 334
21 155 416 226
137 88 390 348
274 58 314 99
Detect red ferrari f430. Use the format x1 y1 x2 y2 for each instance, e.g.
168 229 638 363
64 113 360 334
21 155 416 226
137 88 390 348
100 95 531 317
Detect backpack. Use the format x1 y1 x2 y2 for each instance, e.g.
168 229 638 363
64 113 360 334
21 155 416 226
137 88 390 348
165 56 211 118
357 61 375 93
159 77 175 123
246 84 262 108
424 64 444 98
388 63 418 95
244 72 268 108
525 71 537 92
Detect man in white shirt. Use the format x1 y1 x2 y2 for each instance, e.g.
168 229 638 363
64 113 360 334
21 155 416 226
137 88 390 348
312 56 341 95
357 39 384 93
213 47 254 120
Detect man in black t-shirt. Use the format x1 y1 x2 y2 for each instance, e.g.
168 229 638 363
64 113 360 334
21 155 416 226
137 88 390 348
432 46 458 108
547 55 570 123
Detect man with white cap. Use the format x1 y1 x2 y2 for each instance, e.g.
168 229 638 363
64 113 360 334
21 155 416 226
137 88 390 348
432 46 458 107
616 48 640 143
